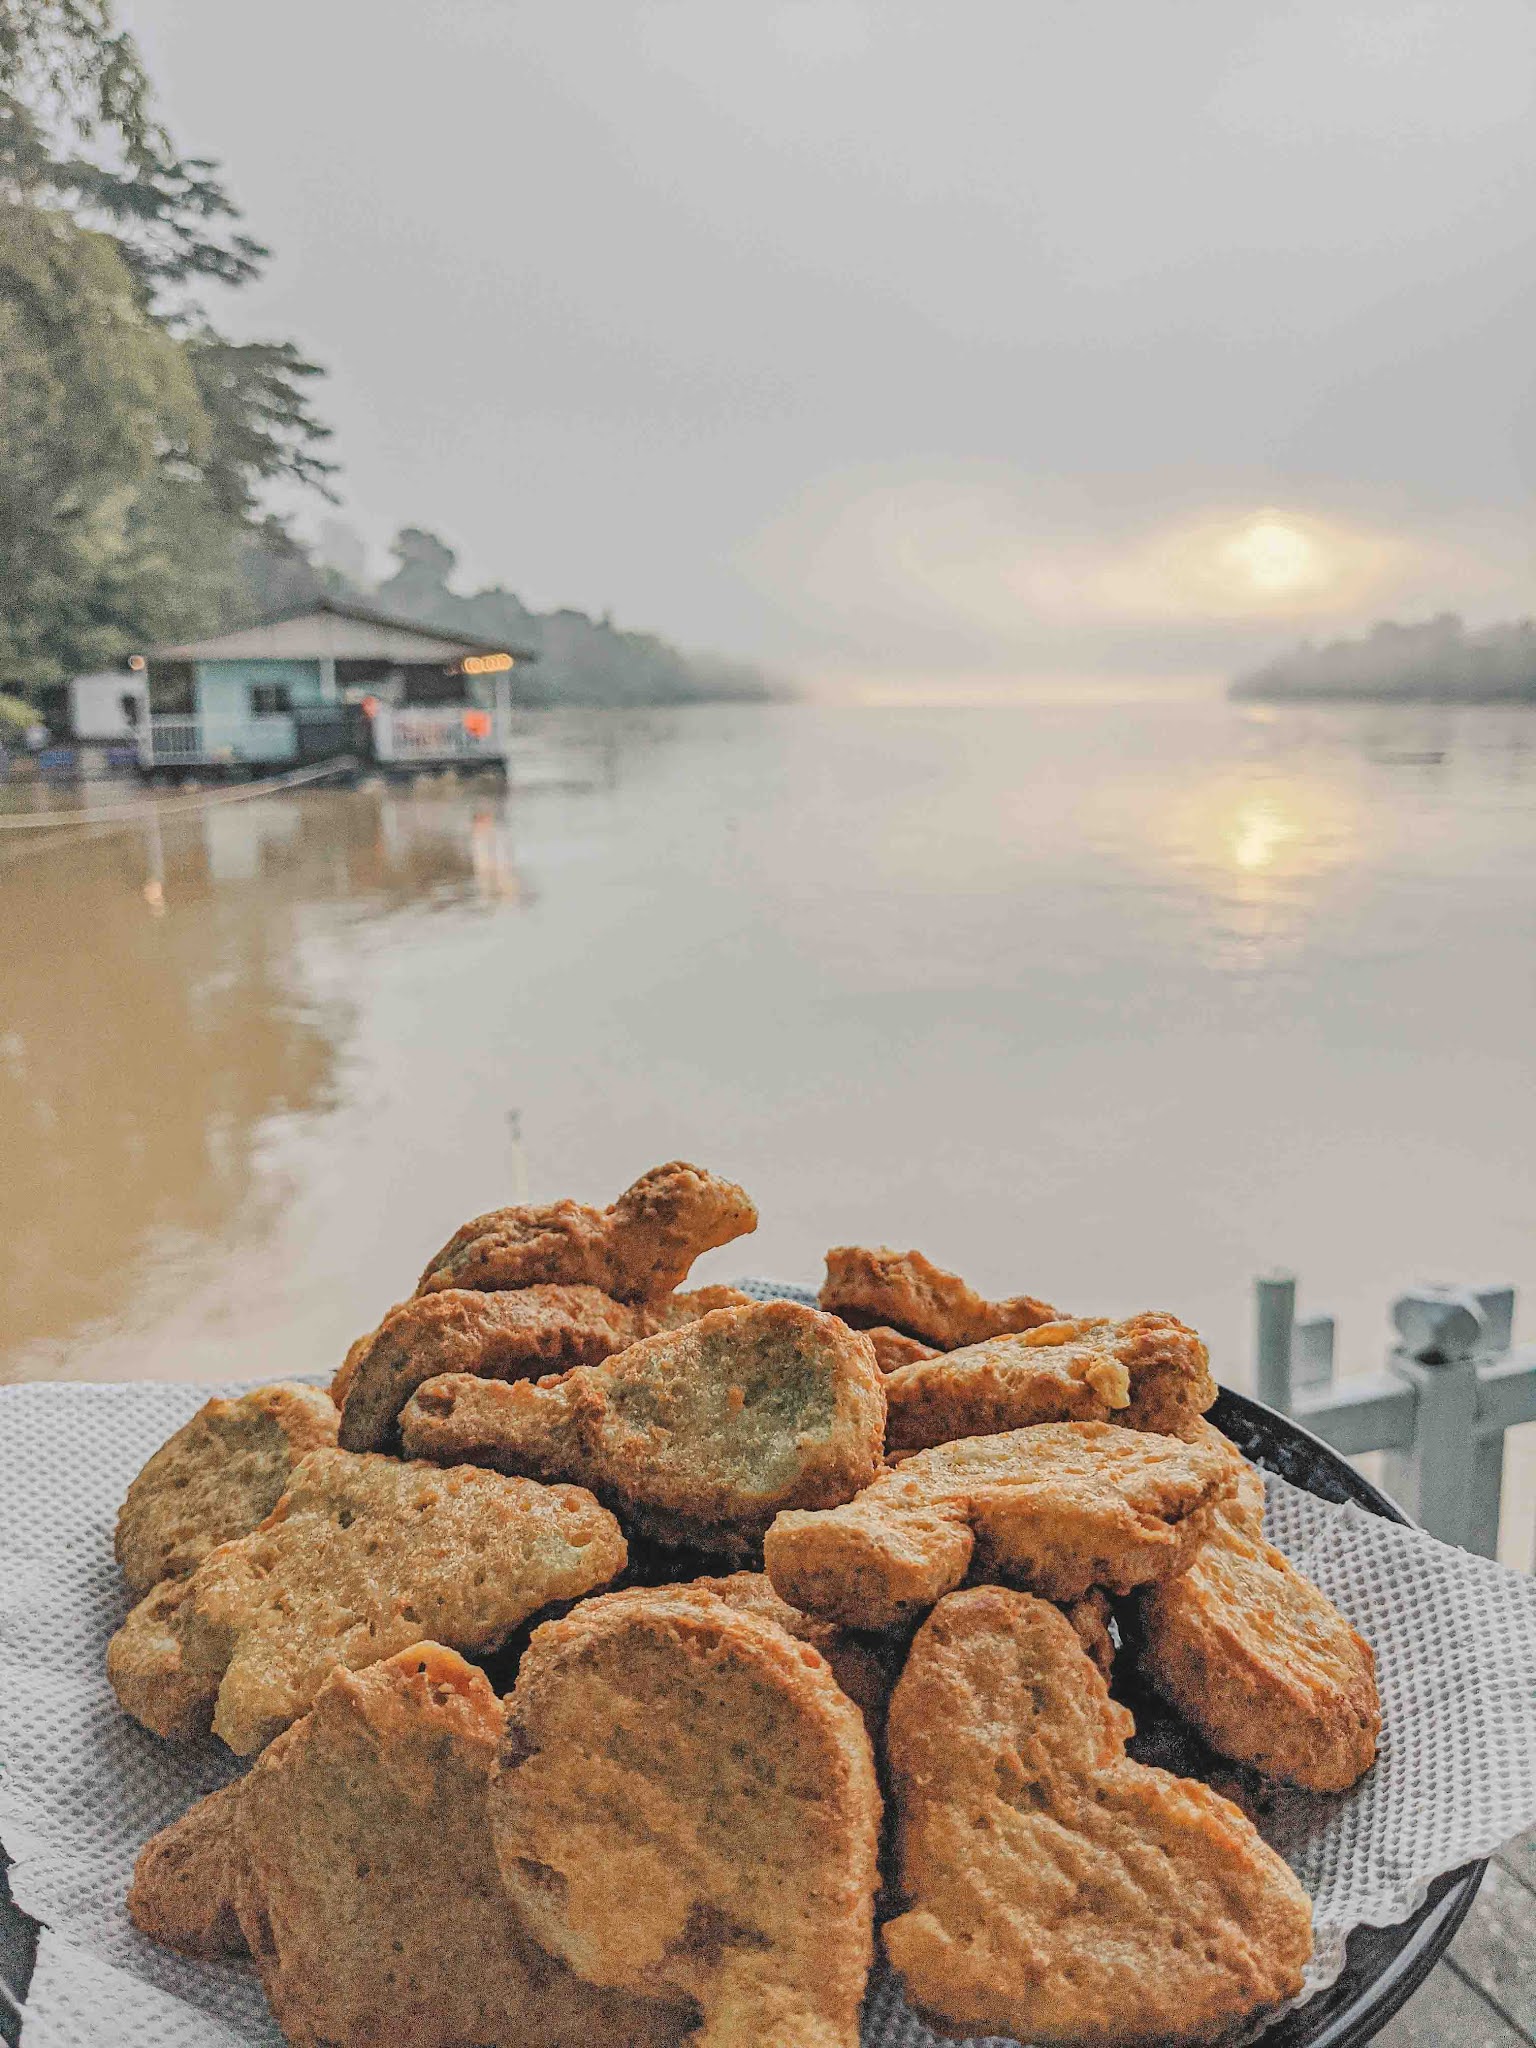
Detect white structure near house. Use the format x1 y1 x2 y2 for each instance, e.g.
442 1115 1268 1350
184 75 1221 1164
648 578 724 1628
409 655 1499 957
139 599 532 773
69 672 149 742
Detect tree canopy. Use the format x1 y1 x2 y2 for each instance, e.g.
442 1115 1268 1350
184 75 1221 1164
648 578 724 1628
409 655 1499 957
0 0 333 688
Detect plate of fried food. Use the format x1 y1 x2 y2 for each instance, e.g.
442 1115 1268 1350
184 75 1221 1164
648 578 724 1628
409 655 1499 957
6 1161 1494 2047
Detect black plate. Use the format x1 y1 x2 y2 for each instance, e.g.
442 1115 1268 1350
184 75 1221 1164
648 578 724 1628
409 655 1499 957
0 1386 1483 2047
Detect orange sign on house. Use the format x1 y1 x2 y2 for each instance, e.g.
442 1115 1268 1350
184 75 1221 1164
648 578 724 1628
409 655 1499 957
463 709 492 739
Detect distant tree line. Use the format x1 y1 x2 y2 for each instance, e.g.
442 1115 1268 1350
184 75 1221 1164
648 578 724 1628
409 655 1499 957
1233 614 1536 703
0 4 781 709
260 528 782 708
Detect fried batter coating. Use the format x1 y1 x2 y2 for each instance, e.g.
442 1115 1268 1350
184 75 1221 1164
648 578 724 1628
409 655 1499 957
764 1421 1237 1630
106 1577 213 1741
884 1312 1217 1454
1063 1587 1116 1680
688 1571 895 1743
1139 1484 1380 1793
126 1780 248 1959
820 1244 1057 1349
114 1383 339 1599
883 1587 1313 2046
339 1284 755 1454
490 1585 882 2048
108 1448 626 1755
866 1327 941 1372
233 1644 687 2048
400 1301 886 1557
417 1160 757 1302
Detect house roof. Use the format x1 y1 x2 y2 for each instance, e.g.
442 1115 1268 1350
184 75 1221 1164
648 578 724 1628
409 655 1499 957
148 597 536 666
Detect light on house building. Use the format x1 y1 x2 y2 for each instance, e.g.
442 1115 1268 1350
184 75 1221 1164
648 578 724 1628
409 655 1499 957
463 652 514 676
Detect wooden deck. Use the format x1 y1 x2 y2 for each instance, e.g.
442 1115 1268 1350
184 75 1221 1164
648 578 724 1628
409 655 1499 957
1378 1826 1536 2046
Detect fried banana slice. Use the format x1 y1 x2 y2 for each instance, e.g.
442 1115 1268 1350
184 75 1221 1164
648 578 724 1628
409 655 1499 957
688 1571 894 1743
1138 1486 1380 1792
764 1421 1236 1629
884 1311 1216 1454
883 1587 1313 2047
400 1301 886 1556
233 1643 686 2048
820 1244 1057 1349
865 1327 941 1372
127 1780 248 1959
491 1585 882 2048
114 1383 339 1599
417 1160 757 1302
108 1448 626 1755
339 1284 755 1453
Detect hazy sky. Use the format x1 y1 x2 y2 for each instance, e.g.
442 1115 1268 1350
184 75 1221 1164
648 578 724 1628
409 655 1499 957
124 1 1536 685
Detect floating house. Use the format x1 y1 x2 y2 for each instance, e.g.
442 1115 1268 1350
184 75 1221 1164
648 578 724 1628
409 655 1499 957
138 600 533 774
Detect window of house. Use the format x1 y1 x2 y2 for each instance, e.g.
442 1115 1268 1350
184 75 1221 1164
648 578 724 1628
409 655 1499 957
249 682 293 717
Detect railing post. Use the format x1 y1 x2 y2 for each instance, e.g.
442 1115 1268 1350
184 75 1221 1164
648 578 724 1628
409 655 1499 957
1255 1271 1297 1413
1384 1288 1487 1549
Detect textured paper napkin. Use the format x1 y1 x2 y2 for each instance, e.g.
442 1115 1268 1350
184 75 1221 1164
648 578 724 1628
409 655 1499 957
4 1293 1536 2047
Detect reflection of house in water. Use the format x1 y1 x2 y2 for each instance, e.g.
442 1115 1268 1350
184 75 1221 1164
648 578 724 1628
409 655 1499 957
0 786 534 1373
137 599 534 775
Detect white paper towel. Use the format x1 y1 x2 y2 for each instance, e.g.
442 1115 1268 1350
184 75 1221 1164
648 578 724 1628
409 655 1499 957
4 1349 1536 2048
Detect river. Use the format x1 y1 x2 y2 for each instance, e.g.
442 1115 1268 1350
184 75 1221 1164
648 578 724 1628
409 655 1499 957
3 691 1533 1546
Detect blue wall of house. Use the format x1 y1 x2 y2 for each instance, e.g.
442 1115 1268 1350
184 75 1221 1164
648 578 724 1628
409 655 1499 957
193 660 331 718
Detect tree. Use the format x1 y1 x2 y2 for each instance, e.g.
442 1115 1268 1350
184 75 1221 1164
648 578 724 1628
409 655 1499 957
0 0 333 689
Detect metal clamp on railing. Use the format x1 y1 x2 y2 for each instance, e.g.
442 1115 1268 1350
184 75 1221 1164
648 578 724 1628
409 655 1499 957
1254 1272 1536 1562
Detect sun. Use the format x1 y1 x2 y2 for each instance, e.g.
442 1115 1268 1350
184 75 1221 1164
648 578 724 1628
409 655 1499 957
1220 517 1321 595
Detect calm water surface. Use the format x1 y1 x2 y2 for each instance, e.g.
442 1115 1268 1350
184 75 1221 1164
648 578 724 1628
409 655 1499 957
3 693 1533 1540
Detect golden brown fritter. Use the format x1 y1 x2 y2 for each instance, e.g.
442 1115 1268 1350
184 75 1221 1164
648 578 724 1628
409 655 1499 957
1062 1587 1116 1680
339 1284 756 1453
882 1587 1313 2047
884 1312 1217 1454
126 1780 248 1959
399 1301 887 1557
416 1161 757 1302
114 1384 339 1599
108 1448 627 1755
1138 1487 1380 1793
865 1326 941 1372
105 1577 212 1742
820 1244 1057 1349
687 1571 895 1744
490 1585 882 2048
233 1644 687 2048
764 1421 1237 1630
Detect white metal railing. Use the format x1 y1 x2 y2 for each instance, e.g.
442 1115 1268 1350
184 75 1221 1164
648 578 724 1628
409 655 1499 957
140 716 296 768
371 706 506 764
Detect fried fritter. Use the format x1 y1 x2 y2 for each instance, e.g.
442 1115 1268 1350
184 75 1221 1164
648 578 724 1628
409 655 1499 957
114 1383 339 1599
106 1577 212 1742
764 1421 1237 1630
108 1448 626 1754
1138 1483 1380 1793
417 1160 757 1302
884 1312 1217 1454
233 1643 687 2048
882 1587 1313 2047
490 1585 882 2048
865 1326 941 1372
688 1570 895 1744
1063 1586 1116 1680
126 1780 248 1959
339 1284 755 1454
399 1301 886 1557
820 1244 1057 1349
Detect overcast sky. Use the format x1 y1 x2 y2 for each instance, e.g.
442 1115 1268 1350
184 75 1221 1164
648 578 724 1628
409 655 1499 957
124 1 1536 686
